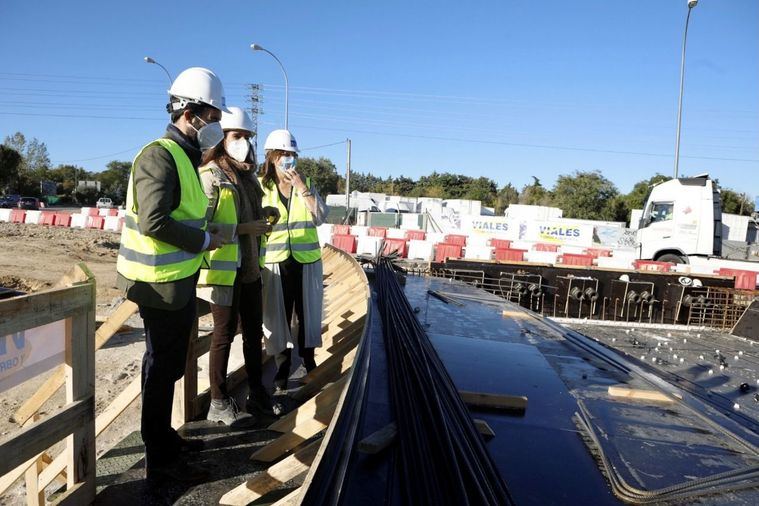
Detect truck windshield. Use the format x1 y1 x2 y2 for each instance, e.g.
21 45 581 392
650 202 674 223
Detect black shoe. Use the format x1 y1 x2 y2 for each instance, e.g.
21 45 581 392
145 458 209 485
272 386 288 417
246 386 275 416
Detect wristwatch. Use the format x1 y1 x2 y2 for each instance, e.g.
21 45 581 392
302 189 313 197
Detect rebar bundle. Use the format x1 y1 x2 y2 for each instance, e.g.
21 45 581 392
375 259 514 505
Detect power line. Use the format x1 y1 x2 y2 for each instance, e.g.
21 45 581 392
52 145 144 163
300 140 346 151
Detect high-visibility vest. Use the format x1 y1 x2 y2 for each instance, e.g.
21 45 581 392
117 138 208 283
197 166 239 286
259 176 321 265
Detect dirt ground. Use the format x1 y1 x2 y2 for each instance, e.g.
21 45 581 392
0 222 143 503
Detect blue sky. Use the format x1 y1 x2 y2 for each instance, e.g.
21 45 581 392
1 0 757 197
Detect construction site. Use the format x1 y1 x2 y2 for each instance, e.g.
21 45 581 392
2 1 759 505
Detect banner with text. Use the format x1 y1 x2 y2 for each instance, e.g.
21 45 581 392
0 320 66 394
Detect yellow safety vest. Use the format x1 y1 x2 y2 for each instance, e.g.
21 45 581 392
117 138 208 283
259 176 321 265
197 166 239 286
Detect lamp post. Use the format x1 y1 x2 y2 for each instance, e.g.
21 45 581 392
673 0 698 179
143 56 173 84
251 44 289 129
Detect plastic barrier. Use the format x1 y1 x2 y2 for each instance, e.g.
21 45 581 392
108 208 119 216
404 230 426 241
98 208 111 217
489 238 512 250
104 216 124 232
356 235 382 256
464 245 493 261
89 216 106 230
24 210 42 224
70 214 88 228
81 207 99 216
386 228 407 239
559 253 594 267
534 243 559 252
634 260 673 273
330 234 357 254
332 224 351 235
10 209 26 223
368 226 388 238
444 234 468 247
585 248 612 258
495 248 526 262
717 268 758 290
39 212 56 226
54 213 72 227
407 240 434 261
382 238 407 258
434 243 463 263
0 209 11 222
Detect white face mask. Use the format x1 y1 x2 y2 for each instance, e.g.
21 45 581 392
278 155 296 171
189 115 224 151
225 138 250 162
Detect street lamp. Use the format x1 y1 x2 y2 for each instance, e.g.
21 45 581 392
143 56 173 85
251 43 289 129
673 0 698 179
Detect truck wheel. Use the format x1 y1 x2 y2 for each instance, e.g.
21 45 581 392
657 253 685 264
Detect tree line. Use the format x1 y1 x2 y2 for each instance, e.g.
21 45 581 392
1 131 754 220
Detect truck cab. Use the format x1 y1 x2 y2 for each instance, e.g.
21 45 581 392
636 174 722 263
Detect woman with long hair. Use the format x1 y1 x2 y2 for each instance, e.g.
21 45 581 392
258 129 327 413
197 107 277 426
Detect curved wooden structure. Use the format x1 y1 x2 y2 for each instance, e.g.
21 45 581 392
220 244 370 505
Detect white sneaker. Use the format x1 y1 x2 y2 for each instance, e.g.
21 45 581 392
207 398 255 427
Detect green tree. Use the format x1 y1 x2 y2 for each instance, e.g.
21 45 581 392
550 171 620 220
462 177 497 207
0 145 22 193
96 160 131 203
519 176 552 206
720 188 755 216
296 157 340 195
494 183 519 215
624 174 671 211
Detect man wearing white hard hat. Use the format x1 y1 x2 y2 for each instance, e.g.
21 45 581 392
116 67 228 484
195 106 279 426
258 129 327 411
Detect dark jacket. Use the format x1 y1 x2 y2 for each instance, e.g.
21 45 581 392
117 124 207 310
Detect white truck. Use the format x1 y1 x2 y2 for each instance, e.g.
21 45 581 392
636 174 758 267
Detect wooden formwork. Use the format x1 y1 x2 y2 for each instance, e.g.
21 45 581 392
0 263 98 505
219 244 370 506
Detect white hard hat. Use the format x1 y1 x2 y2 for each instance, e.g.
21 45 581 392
168 67 230 113
220 106 255 133
264 129 299 153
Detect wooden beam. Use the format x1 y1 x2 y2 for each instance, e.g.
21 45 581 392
271 487 302 506
459 391 528 413
251 414 334 463
220 439 320 505
0 397 93 476
357 422 397 455
0 284 92 337
473 419 495 438
268 376 348 433
607 385 675 403
12 298 137 426
291 348 356 402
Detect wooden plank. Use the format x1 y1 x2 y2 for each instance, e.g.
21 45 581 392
65 298 96 498
24 452 44 506
251 414 334 463
0 397 93 476
12 299 137 426
173 316 199 426
0 283 92 337
607 385 675 403
473 418 495 438
459 391 528 413
219 439 320 505
269 376 348 433
49 480 89 506
271 487 302 506
291 348 356 402
357 422 397 455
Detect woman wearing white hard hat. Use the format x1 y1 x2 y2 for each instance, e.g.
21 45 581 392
196 106 278 426
258 129 327 407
